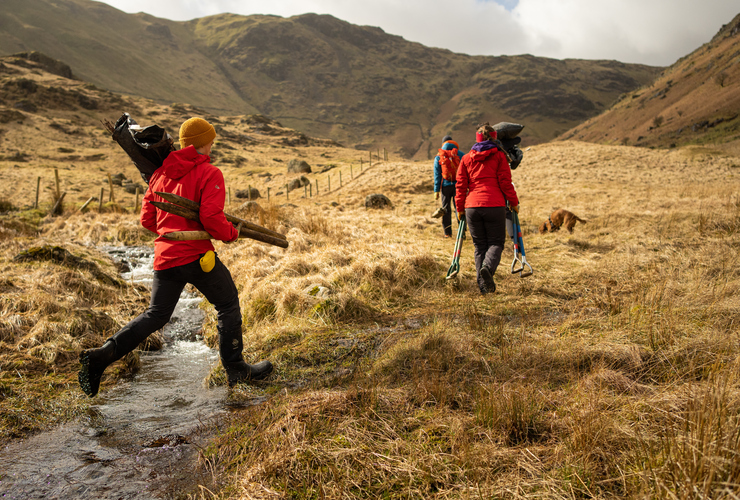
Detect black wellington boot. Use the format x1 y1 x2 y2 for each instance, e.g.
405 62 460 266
78 339 119 397
220 328 273 387
223 359 274 387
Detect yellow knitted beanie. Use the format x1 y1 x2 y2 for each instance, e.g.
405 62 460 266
179 117 216 149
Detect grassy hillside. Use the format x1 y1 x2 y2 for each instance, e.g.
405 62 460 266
0 0 661 157
0 0 248 113
562 13 740 155
2 54 740 498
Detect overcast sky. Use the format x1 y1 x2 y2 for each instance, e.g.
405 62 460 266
95 0 738 66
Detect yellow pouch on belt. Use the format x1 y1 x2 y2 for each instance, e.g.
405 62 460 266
200 250 215 273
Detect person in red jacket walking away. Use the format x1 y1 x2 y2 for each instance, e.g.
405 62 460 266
455 123 519 294
79 117 273 397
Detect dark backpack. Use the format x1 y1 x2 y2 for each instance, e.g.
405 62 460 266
438 148 460 181
104 113 174 183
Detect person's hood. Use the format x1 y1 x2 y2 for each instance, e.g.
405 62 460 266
441 140 459 151
160 145 210 180
469 140 498 160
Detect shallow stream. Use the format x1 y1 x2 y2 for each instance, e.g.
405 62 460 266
0 246 228 499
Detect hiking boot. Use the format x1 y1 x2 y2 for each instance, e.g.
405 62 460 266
480 266 496 294
431 207 445 218
224 359 274 387
78 340 118 397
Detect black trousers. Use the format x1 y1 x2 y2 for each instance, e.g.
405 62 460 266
109 254 244 363
465 207 506 291
440 183 456 236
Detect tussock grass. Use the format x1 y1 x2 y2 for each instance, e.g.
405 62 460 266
635 370 740 498
2 139 740 497
192 141 740 498
0 198 15 213
0 216 153 441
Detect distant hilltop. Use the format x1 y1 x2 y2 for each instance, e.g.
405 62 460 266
560 13 740 152
0 0 669 156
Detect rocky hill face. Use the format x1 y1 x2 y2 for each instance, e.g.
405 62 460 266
0 0 661 157
0 52 347 215
561 13 740 153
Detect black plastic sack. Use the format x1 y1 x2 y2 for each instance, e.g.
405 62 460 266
493 122 525 140
110 113 174 183
492 122 525 170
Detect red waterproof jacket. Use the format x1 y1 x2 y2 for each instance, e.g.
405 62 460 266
455 146 519 212
141 146 237 270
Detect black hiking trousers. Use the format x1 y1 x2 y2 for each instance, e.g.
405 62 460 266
108 254 244 364
440 183 456 237
465 207 507 291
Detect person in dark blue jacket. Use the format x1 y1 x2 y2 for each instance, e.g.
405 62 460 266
433 135 465 238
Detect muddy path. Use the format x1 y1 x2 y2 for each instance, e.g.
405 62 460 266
0 247 230 499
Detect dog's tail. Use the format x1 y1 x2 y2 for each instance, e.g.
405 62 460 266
575 216 587 224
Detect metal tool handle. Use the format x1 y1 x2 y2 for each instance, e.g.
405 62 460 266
446 218 466 280
519 260 534 278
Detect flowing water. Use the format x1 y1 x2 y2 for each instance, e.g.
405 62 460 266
0 247 229 499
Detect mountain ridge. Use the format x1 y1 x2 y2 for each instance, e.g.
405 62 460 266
560 12 740 153
1 0 662 156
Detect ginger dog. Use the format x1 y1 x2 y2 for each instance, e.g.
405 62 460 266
539 209 586 234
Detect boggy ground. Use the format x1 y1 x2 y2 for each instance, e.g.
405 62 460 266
1 138 739 499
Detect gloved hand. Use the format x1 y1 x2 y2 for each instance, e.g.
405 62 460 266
511 205 519 213
227 222 242 243
457 211 465 220
434 192 440 201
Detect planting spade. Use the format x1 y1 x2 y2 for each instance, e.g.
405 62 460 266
445 217 467 280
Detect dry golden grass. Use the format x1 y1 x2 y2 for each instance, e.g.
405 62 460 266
181 140 740 498
5 45 740 498
3 74 740 498
0 230 153 439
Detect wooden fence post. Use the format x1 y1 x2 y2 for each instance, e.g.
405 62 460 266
327 175 331 192
339 171 342 187
286 184 289 200
50 192 66 216
267 187 271 202
107 173 115 203
248 185 252 202
315 179 319 196
78 196 94 213
228 187 232 206
54 169 61 199
134 187 140 212
35 176 40 209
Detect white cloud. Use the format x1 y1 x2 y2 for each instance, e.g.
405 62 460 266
93 0 739 66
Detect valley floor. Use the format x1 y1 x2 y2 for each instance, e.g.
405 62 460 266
1 140 740 498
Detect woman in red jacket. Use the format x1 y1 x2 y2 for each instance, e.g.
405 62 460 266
455 123 519 294
79 117 272 397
